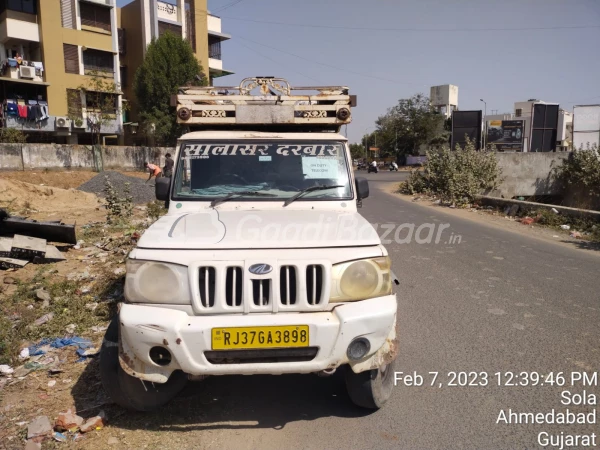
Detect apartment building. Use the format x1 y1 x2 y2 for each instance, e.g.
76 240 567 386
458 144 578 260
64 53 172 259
207 11 233 81
119 0 233 129
0 0 122 144
0 0 232 144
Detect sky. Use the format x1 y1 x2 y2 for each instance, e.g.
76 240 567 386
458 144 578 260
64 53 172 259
117 0 600 143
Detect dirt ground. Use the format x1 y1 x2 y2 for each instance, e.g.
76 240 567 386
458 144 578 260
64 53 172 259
0 178 104 224
0 170 151 224
0 170 163 449
383 182 600 255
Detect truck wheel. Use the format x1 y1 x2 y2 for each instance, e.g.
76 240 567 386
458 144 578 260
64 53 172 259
99 316 188 412
345 358 397 409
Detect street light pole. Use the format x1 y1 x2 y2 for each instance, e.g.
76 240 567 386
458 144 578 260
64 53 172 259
363 127 371 161
480 99 487 150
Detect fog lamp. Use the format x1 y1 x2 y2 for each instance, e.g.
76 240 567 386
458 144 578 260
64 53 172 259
347 337 370 361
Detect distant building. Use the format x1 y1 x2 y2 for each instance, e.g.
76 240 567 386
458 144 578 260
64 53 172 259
485 99 570 152
0 0 233 144
430 84 458 119
0 0 122 144
119 0 234 139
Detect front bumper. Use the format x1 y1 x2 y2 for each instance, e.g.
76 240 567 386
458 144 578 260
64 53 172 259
118 295 398 383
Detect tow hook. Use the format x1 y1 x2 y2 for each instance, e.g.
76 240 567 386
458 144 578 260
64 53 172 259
317 367 337 377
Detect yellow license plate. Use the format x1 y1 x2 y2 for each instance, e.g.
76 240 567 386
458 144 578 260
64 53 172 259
211 326 309 350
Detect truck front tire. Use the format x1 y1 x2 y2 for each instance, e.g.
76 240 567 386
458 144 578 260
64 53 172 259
345 358 397 409
99 316 188 412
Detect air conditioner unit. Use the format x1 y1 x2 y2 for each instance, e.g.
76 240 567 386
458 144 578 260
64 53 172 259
73 119 86 129
55 117 72 128
19 66 35 79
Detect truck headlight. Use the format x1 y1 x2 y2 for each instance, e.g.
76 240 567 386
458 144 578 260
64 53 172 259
329 257 393 302
124 259 192 304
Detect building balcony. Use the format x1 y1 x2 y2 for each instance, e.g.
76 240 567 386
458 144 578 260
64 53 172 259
0 60 45 83
209 57 223 71
0 12 40 43
75 116 122 135
5 114 55 132
5 114 122 135
208 60 234 78
157 1 181 24
207 14 231 41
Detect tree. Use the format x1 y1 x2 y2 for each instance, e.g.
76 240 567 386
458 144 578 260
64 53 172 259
67 70 124 148
374 93 445 156
133 31 206 146
349 143 365 160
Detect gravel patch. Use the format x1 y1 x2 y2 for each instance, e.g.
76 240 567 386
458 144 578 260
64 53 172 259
77 171 156 204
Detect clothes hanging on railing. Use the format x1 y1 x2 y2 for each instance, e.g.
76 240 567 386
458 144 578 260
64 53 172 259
17 105 28 118
5 100 18 116
1 98 50 126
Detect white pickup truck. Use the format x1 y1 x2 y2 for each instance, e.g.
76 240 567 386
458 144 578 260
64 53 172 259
100 77 398 411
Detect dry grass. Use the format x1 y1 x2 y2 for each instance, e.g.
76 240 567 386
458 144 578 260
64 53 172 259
0 266 122 365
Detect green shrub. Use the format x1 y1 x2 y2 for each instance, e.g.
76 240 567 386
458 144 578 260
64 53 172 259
552 144 600 199
400 139 501 205
400 169 428 195
0 128 26 143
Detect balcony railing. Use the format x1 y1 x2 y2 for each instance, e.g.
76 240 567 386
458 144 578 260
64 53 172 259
83 66 114 78
5 115 55 132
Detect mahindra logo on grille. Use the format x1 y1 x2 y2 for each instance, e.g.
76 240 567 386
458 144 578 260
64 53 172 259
248 264 273 275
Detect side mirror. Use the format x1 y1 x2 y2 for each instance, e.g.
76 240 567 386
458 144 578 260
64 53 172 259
355 177 369 201
155 177 170 201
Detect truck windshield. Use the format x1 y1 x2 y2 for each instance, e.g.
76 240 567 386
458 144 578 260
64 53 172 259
172 141 353 202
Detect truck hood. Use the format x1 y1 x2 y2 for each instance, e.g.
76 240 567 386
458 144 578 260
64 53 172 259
137 209 379 249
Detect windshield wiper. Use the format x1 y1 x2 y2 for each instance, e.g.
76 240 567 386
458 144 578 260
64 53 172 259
283 185 344 207
210 191 276 207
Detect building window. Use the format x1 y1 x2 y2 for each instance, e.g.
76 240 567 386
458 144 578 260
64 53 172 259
80 2 112 32
63 44 80 74
158 21 182 37
83 49 114 76
86 92 117 116
118 28 126 55
60 0 76 29
209 37 221 60
120 66 127 89
515 108 522 117
0 0 37 14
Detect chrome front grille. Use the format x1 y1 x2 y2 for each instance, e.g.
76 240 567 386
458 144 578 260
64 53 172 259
279 265 297 306
306 265 324 305
198 267 216 307
191 261 330 313
251 279 271 306
225 267 243 307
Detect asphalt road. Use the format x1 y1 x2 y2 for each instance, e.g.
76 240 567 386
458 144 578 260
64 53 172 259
126 172 600 449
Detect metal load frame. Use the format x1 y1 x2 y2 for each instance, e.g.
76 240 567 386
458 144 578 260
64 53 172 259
172 77 356 132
